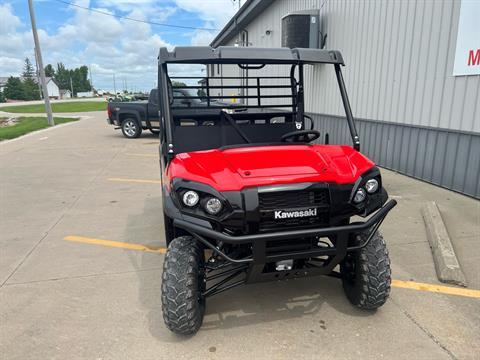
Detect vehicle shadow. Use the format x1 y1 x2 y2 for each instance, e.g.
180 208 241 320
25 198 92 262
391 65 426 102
124 196 376 341
200 276 376 332
102 131 159 140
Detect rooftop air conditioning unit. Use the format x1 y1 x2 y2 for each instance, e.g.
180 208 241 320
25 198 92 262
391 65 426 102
281 10 325 49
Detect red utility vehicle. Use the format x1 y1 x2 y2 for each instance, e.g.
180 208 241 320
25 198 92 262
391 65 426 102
157 46 397 335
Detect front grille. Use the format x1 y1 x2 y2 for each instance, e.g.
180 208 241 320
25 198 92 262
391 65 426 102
259 212 329 232
258 188 330 232
259 189 329 210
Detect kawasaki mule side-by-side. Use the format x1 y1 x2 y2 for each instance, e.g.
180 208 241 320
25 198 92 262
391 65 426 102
157 46 397 335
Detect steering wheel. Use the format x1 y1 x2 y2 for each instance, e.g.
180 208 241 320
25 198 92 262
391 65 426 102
280 130 320 143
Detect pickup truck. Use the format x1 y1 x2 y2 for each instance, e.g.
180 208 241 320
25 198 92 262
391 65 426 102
106 88 163 138
107 88 232 138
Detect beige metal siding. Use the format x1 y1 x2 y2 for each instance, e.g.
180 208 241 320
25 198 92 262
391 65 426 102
225 0 479 133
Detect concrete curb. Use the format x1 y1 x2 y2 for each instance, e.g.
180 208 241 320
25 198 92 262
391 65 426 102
421 201 467 287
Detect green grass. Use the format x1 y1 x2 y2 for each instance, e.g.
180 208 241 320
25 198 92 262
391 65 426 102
0 117 79 140
1 101 106 113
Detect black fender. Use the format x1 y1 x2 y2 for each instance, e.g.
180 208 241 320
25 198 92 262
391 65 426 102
116 110 144 128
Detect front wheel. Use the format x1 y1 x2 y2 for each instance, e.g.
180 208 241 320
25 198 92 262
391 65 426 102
340 231 391 310
161 236 205 335
121 118 142 138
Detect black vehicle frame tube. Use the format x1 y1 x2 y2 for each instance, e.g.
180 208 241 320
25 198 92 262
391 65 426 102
203 271 246 297
191 232 253 263
289 64 297 115
206 264 249 281
203 279 246 298
347 212 387 251
175 200 396 244
158 63 173 160
334 64 360 151
297 64 305 128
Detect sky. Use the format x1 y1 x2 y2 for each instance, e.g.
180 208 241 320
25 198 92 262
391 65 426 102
0 0 239 92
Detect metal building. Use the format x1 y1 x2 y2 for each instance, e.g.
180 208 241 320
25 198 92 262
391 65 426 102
211 0 480 198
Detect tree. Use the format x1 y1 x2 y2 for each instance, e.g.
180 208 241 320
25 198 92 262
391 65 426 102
0 90 5 103
172 81 187 88
77 66 91 92
3 77 25 100
22 57 36 79
197 89 207 98
22 58 40 100
55 62 70 90
54 63 91 95
44 64 55 77
23 78 40 100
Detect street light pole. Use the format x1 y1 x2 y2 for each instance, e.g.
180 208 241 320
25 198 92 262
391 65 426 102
28 0 54 126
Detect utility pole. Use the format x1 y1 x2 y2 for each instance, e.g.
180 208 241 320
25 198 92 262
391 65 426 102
70 77 74 97
113 73 116 94
89 65 93 92
28 0 54 125
33 47 43 100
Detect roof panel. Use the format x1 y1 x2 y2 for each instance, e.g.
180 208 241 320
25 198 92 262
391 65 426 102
158 46 344 65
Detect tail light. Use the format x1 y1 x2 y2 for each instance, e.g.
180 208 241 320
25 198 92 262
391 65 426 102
107 104 112 118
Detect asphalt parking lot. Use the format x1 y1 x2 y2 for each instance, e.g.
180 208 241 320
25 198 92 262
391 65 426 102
1 111 479 360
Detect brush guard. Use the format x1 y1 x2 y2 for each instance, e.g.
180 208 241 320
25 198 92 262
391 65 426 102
175 200 397 297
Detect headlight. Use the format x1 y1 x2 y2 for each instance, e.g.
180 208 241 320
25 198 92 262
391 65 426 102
204 197 223 215
353 188 366 203
182 190 199 207
365 178 379 193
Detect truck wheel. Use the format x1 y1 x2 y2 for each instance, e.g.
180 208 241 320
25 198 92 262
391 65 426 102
161 236 205 335
340 231 391 310
121 118 142 138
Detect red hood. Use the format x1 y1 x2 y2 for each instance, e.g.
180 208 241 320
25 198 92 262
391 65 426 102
167 145 375 191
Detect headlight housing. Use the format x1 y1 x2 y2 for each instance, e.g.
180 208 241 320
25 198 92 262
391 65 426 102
176 184 227 217
204 197 223 215
353 188 366 203
182 190 199 207
365 178 379 194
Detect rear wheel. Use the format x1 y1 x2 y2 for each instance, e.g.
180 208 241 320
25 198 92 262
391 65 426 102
340 231 391 309
121 118 142 138
161 236 205 335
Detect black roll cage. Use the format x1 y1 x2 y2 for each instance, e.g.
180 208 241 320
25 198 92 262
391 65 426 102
158 46 360 161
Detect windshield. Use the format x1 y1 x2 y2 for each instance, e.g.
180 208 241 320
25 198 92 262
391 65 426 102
159 50 360 157
172 88 202 106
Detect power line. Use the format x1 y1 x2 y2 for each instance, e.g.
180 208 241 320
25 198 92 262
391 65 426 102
52 0 220 31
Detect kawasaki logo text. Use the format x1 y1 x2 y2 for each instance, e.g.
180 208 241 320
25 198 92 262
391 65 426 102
274 208 317 219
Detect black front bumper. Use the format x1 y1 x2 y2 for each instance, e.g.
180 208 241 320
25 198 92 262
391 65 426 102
174 199 397 283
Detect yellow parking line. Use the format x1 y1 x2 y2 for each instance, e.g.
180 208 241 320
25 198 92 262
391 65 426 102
391 279 480 299
125 153 158 158
64 235 166 254
108 177 162 184
63 236 480 299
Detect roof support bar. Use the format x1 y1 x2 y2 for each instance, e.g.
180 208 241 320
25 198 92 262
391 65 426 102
158 63 174 159
334 64 360 151
296 64 305 129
